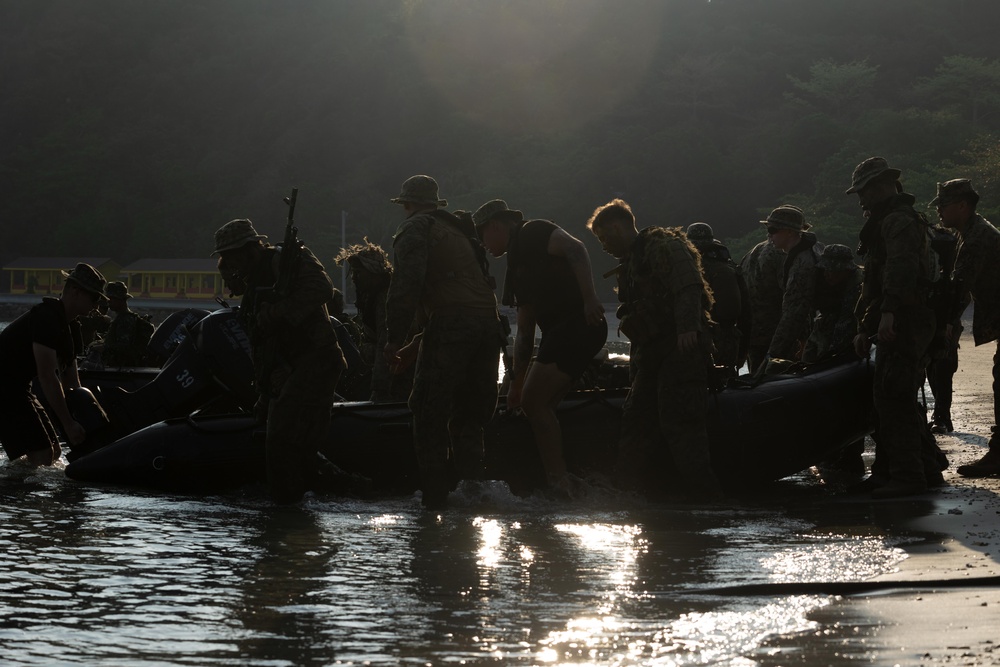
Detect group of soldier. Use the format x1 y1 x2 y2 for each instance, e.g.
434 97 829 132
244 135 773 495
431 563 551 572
4 155 1000 507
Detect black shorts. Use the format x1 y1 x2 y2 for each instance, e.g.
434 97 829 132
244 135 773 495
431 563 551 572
0 390 59 461
536 317 609 380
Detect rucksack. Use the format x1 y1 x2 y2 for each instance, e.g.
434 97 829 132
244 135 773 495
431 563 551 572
915 211 958 338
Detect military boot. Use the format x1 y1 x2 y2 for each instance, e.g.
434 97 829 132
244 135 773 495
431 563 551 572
957 447 1000 478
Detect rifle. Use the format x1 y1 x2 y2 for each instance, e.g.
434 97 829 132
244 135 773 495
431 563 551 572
256 187 303 395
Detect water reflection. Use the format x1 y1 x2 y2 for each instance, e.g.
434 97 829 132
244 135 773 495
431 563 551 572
0 456 947 665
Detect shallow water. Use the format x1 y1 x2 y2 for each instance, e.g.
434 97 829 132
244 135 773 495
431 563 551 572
0 454 930 667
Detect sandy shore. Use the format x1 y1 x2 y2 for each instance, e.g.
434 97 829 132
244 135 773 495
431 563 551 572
766 329 1000 665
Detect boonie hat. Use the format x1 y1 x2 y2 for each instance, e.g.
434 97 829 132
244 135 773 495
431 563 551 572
473 199 524 227
62 263 107 297
390 175 447 207
686 222 714 242
816 244 858 272
212 219 267 256
759 205 810 231
105 281 132 300
930 178 980 208
845 156 902 194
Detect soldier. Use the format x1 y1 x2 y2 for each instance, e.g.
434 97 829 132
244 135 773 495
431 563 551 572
101 281 154 367
804 243 865 477
474 199 608 497
930 180 1000 477
213 218 345 504
739 235 785 374
686 222 750 376
761 205 822 365
335 239 412 403
78 294 111 349
588 198 722 500
802 244 862 362
384 175 505 509
849 157 938 498
0 263 107 465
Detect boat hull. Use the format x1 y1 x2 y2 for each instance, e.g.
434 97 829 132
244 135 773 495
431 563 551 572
66 354 875 495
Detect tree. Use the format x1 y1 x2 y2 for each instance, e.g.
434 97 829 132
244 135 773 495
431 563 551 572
913 55 1000 128
786 59 878 124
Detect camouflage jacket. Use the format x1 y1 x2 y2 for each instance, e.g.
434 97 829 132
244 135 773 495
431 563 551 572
768 232 822 359
102 309 153 367
954 213 1000 345
804 267 862 360
739 239 785 347
619 226 713 342
855 193 934 336
386 209 498 345
240 244 344 374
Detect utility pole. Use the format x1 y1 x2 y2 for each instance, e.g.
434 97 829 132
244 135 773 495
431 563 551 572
341 210 347 299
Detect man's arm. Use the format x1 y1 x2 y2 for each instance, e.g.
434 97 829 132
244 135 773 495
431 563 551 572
547 228 605 325
507 305 537 408
385 221 429 346
33 343 85 446
768 253 816 359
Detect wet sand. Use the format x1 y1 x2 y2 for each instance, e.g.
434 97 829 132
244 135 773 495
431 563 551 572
775 330 1000 665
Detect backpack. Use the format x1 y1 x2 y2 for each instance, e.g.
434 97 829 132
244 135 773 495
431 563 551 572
915 211 958 340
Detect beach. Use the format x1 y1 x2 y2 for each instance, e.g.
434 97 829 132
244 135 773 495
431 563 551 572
765 329 1000 665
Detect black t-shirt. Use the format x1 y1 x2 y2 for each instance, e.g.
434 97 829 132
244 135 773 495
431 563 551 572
0 297 82 392
508 219 582 331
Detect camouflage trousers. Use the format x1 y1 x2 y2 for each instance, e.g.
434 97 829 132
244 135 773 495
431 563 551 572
615 334 721 496
871 306 935 485
926 341 958 424
409 312 502 496
262 348 342 504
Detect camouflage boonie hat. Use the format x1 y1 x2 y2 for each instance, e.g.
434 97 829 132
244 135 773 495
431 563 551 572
816 244 858 272
930 178 980 208
61 263 107 297
845 156 901 194
390 175 447 207
759 205 810 231
211 219 267 256
105 281 132 300
473 199 523 227
334 237 393 276
686 222 714 241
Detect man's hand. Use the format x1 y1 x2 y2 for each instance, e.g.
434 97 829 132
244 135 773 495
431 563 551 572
677 331 699 354
877 312 896 343
63 419 86 447
853 333 872 358
394 339 420 373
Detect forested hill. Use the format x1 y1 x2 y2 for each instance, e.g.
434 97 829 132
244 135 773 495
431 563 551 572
3 0 1000 301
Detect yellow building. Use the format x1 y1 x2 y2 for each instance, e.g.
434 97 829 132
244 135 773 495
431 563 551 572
3 257 120 295
119 259 223 300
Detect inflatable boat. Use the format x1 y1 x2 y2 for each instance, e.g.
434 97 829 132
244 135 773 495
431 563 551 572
65 345 876 495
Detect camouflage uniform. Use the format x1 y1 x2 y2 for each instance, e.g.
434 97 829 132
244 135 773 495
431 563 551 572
952 213 1000 435
687 224 749 373
855 191 936 488
614 226 721 497
740 239 785 373
78 309 111 348
802 245 862 362
101 309 153 367
335 240 412 402
768 232 822 360
386 206 502 504
215 219 345 504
